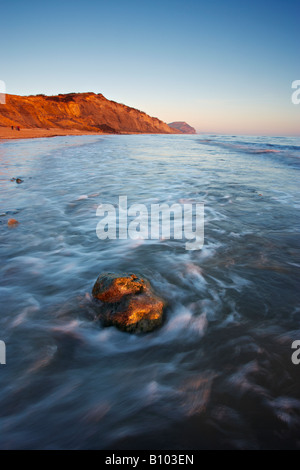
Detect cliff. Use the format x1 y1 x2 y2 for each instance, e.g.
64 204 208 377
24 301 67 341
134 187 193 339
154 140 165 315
168 121 196 134
0 92 180 135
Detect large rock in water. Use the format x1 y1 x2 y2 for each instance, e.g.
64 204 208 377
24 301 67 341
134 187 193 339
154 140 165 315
92 273 164 333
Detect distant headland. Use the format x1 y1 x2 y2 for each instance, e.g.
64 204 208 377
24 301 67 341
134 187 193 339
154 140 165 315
168 122 196 134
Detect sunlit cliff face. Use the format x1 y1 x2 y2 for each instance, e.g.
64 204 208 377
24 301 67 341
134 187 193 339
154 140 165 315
0 92 180 134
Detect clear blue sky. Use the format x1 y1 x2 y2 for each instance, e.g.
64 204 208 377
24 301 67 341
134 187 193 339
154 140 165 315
1 0 299 135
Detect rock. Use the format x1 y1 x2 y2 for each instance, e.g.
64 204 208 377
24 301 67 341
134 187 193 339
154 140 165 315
11 178 23 184
92 272 164 333
7 218 19 227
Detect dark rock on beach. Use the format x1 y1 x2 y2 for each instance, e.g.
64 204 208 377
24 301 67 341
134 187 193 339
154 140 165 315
11 178 24 184
92 272 164 333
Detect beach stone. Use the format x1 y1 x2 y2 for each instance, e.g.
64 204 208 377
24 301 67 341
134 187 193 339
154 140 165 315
92 272 164 333
7 218 19 227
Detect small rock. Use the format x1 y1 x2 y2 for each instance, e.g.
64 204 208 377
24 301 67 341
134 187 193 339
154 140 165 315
92 272 164 333
16 178 24 184
7 218 19 227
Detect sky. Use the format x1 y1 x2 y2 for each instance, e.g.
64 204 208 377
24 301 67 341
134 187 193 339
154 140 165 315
0 0 299 135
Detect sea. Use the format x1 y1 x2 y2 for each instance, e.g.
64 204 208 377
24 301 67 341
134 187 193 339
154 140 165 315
0 133 299 449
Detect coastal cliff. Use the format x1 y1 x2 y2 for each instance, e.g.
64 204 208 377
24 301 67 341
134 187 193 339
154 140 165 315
0 92 180 136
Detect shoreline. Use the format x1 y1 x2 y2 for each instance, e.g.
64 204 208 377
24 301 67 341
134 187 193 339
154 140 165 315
0 127 111 141
0 127 181 141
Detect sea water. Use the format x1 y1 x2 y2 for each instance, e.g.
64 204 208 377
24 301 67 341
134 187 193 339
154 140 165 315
0 133 299 449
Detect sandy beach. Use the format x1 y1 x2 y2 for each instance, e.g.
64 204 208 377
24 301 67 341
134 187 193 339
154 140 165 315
0 127 105 140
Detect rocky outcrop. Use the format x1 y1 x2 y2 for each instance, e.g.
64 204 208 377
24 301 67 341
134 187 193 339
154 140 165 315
92 273 164 333
168 121 196 134
0 92 180 135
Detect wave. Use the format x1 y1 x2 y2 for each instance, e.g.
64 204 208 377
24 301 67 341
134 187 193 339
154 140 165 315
199 139 300 153
197 137 300 167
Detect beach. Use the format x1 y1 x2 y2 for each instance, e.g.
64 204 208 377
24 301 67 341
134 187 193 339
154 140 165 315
0 127 107 140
